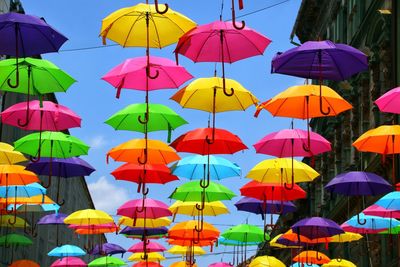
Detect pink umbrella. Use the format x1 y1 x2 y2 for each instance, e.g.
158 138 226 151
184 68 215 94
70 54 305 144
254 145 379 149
341 223 384 234
363 204 400 218
375 87 400 113
101 56 193 98
133 262 162 267
128 240 166 253
1 100 81 130
117 198 172 219
253 128 331 157
50 257 87 267
68 222 118 231
208 263 233 267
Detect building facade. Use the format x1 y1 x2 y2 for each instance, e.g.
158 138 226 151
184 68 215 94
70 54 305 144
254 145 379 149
261 1 400 267
0 1 105 266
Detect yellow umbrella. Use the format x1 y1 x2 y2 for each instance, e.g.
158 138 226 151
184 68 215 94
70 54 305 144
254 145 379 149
330 232 363 243
170 262 198 267
249 256 285 267
0 215 29 228
169 201 229 217
322 259 357 267
269 234 302 249
246 158 319 184
167 245 206 256
100 3 196 48
107 138 180 165
118 216 171 228
64 209 114 225
128 252 166 262
0 143 26 164
0 195 55 205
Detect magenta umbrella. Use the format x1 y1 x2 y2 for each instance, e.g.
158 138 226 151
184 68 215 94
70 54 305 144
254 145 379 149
128 240 166 253
50 257 86 267
253 128 331 157
101 56 193 98
375 87 400 113
1 100 81 131
363 204 400 218
117 198 172 219
208 263 233 267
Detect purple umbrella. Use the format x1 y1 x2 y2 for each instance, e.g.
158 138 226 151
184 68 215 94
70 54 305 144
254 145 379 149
37 213 68 246
325 171 393 224
90 243 126 256
271 40 368 115
0 12 68 87
291 217 344 240
26 157 95 205
120 226 168 237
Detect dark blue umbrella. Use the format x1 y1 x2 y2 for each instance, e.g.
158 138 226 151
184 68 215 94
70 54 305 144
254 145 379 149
90 243 126 256
119 226 168 237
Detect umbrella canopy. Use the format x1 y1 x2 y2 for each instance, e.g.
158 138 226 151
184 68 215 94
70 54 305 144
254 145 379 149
100 3 196 48
271 40 368 80
293 250 330 265
291 217 344 239
0 164 39 186
168 238 214 247
290 264 319 267
0 142 27 164
171 128 247 155
363 204 400 218
170 262 196 267
9 202 59 213
329 232 363 243
254 128 331 157
119 226 168 237
0 215 29 228
169 181 236 202
107 139 180 164
0 234 32 246
175 20 271 63
0 182 46 198
171 155 241 180
171 77 258 113
169 200 229 217
248 256 285 267
374 191 400 211
50 257 87 267
0 12 67 56
167 245 205 255
8 260 40 267
88 256 126 267
325 171 392 196
1 100 81 131
111 163 178 185
37 213 68 225
0 195 55 205
128 252 165 262
133 262 162 267
269 234 302 249
90 243 126 256
278 229 331 244
259 85 352 119
118 217 171 228
375 87 400 114
14 132 90 158
208 263 233 267
117 198 172 219
128 240 166 253
221 224 267 243
322 259 357 267
353 125 400 154
168 220 220 241
343 213 400 230
48 245 86 257
26 157 95 178
240 181 307 201
64 209 114 225
218 237 259 247
246 158 319 184
235 197 296 215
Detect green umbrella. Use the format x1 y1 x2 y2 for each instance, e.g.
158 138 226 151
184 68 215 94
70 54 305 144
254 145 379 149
222 224 268 243
169 181 236 202
105 103 187 142
0 233 33 246
379 225 400 234
88 256 126 267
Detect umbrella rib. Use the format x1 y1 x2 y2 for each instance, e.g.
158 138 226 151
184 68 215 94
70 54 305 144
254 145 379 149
235 30 267 58
328 51 345 80
123 12 145 48
31 24 59 52
194 31 218 62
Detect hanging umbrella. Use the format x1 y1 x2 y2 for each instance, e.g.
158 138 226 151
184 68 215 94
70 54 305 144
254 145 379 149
168 238 215 247
48 245 86 257
269 234 302 249
107 138 180 165
240 181 307 201
221 224 267 243
170 262 195 267
0 182 46 198
8 260 40 267
208 263 232 267
291 217 344 239
118 217 171 228
322 259 357 267
168 220 220 241
0 233 32 246
330 232 363 243
218 237 259 247
248 256 285 267
343 213 400 231
363 204 400 218
50 257 87 267
0 142 27 164
119 226 168 237
117 198 172 219
64 209 114 225
235 197 296 216
69 222 119 232
128 240 166 253
0 215 29 228
0 165 39 186
293 250 330 265
167 245 206 255
37 213 67 246
375 86 400 113
278 229 331 245
290 263 319 267
90 243 126 256
169 181 236 202
128 252 165 262
88 256 126 267
133 262 163 267
373 191 400 211
169 200 229 218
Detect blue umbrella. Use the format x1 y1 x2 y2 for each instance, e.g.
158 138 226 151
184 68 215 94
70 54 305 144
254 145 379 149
10 203 59 212
0 182 46 197
344 213 400 230
171 155 241 180
218 237 259 246
374 191 400 210
48 244 86 257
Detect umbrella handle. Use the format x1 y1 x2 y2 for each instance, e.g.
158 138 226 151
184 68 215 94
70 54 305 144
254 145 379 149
205 135 215 144
231 0 245 30
195 202 205 211
7 211 17 225
7 71 19 88
154 0 169 14
17 102 30 127
284 181 294 190
223 87 234 97
138 150 148 165
263 226 270 241
146 65 160 80
319 94 331 115
357 213 367 225
56 176 65 206
138 113 149 124
199 177 210 189
316 250 323 261
42 175 52 188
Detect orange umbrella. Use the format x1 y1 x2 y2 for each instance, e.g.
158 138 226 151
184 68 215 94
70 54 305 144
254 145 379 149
9 260 40 267
0 165 39 186
168 238 215 247
168 220 220 241
281 229 332 244
293 250 330 265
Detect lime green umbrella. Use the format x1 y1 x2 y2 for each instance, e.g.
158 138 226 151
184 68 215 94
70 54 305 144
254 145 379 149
379 225 400 234
88 256 126 267
169 181 236 202
0 234 32 246
105 103 187 142
222 224 268 243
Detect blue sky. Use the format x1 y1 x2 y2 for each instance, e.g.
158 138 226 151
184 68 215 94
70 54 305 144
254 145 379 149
21 0 303 265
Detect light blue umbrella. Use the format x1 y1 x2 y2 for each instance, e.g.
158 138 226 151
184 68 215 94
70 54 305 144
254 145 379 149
290 263 319 267
218 237 259 246
374 191 400 210
9 203 60 213
345 213 400 230
48 244 86 257
171 155 241 180
0 182 46 198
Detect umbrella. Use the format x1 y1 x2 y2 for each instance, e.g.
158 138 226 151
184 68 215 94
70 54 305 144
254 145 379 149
0 142 26 164
128 252 165 262
0 164 39 186
373 191 400 211
128 240 166 253
0 182 46 198
133 262 163 267
240 181 307 201
169 181 236 203
293 250 330 265
375 86 400 114
48 245 86 257
64 209 114 225
167 245 206 255
37 213 67 246
248 256 285 267
278 229 331 245
0 12 68 87
330 232 363 243
168 220 220 243
107 138 180 165
88 256 126 267
222 224 267 243
322 259 357 267
208 263 233 267
50 257 87 267
343 213 400 231
8 260 39 267
102 56 193 98
218 237 259 247
119 226 168 237
290 264 319 267
291 217 344 239
118 217 171 228
363 204 400 218
169 200 229 219
170 262 195 267
269 234 302 249
117 198 172 219
0 233 32 246
90 243 126 256
0 215 28 228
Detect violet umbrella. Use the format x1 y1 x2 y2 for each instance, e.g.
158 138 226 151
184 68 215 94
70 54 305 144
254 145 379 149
291 217 344 239
37 213 68 246
272 40 368 115
90 243 126 256
324 171 392 224
50 257 87 267
0 12 68 87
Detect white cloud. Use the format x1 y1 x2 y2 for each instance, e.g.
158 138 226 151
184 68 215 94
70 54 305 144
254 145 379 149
89 135 107 149
87 176 130 213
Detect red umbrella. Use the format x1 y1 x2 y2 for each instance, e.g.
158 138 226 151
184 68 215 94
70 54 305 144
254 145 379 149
133 262 162 267
240 181 307 201
117 198 172 219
